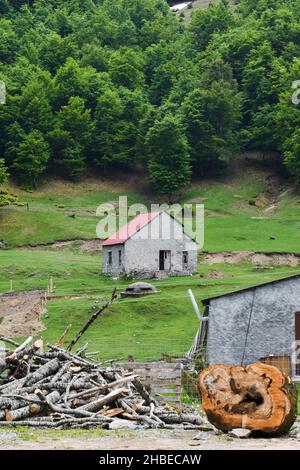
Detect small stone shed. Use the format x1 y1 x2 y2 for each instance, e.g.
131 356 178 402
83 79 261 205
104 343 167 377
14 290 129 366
102 211 198 278
198 273 300 378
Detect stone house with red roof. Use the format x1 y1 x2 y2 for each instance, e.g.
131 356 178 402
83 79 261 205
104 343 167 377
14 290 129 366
102 211 198 278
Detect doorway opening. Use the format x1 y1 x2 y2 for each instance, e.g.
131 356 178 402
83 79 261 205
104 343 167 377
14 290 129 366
159 250 171 271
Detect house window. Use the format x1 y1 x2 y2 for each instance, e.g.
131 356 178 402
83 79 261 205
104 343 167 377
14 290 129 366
183 251 188 265
118 250 122 266
108 251 112 265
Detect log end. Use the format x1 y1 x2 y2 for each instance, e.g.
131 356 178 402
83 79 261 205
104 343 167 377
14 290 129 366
198 362 298 436
34 339 44 350
5 412 13 422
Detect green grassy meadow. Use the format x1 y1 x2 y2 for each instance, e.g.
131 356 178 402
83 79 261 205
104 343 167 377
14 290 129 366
0 177 145 246
1 160 300 361
1 161 300 252
1 246 300 360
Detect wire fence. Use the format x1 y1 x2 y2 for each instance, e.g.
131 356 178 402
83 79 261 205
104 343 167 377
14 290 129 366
90 337 194 363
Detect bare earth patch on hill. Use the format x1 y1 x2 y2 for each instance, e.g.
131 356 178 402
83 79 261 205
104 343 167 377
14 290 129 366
0 290 46 337
17 240 300 264
202 252 300 267
20 238 102 253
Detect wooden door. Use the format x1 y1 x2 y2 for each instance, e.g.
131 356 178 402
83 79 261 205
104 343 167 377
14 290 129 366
296 313 300 375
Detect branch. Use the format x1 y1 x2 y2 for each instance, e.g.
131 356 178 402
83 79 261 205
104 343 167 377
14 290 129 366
66 289 117 352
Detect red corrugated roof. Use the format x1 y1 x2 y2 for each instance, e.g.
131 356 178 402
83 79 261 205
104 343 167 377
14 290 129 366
102 212 161 246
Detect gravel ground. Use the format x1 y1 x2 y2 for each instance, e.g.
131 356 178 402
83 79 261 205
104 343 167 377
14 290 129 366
0 429 300 450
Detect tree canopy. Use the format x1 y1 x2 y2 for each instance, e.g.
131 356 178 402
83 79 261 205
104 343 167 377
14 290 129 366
0 0 300 193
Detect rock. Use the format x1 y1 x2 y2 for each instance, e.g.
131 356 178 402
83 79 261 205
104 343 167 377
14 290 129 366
212 426 223 435
254 196 269 209
290 423 300 438
109 419 138 430
289 425 298 437
248 196 269 209
229 428 252 439
193 432 210 441
0 240 5 249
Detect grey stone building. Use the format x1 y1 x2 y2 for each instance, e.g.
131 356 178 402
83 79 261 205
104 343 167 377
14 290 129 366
102 211 198 278
198 274 300 378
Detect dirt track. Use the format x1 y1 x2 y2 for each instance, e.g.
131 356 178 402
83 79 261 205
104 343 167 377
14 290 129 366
0 429 300 450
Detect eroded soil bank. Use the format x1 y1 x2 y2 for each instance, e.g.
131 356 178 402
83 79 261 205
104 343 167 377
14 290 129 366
0 290 46 337
201 252 300 267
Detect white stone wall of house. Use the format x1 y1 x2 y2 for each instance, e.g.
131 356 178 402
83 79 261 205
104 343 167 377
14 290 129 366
124 239 197 277
102 245 125 276
123 212 198 277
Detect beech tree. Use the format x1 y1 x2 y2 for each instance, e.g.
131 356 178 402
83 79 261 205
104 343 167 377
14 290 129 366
12 130 50 187
146 114 191 199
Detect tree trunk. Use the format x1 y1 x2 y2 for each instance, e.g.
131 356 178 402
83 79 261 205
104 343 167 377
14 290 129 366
198 362 297 436
79 387 129 412
5 391 60 422
24 358 60 387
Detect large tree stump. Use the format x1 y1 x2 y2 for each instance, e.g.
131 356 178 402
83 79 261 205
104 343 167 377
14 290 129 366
198 363 297 436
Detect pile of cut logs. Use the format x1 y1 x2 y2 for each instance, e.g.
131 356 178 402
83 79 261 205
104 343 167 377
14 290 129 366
0 289 205 430
0 337 203 429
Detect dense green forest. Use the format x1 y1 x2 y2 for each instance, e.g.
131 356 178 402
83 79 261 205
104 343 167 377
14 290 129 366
1 0 300 197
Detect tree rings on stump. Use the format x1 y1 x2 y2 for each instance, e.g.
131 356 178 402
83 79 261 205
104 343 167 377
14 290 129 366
198 362 297 436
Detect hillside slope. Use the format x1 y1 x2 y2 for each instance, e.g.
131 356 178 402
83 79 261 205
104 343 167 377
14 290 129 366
1 154 299 253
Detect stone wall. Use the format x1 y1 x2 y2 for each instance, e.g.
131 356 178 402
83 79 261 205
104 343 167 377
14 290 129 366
206 277 300 375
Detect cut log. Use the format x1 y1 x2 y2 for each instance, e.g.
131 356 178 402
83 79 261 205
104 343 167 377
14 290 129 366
70 374 138 400
24 358 61 387
0 340 44 375
33 339 43 350
79 387 129 412
47 345 97 368
118 399 160 428
48 361 72 386
0 336 203 430
101 407 124 417
5 391 60 422
132 378 155 406
14 337 33 354
198 362 297 436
